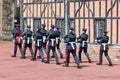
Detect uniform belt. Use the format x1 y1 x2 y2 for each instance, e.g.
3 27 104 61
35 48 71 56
82 41 87 47
51 39 55 47
102 43 108 51
43 36 46 43
69 42 75 49
37 39 42 46
27 37 31 44
56 37 60 44
78 39 81 42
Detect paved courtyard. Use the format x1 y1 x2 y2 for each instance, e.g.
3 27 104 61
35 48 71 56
0 42 120 80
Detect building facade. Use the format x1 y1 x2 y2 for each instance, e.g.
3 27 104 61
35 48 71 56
0 0 2 34
19 0 120 45
0 0 14 40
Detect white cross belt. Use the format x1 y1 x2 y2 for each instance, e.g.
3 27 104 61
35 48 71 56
43 36 46 43
37 39 42 46
51 39 55 47
27 37 31 44
56 37 60 44
69 42 75 49
82 41 87 47
102 43 108 51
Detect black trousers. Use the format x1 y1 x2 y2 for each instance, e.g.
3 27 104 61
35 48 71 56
99 50 112 64
34 46 44 60
56 42 60 49
23 43 34 57
78 47 91 62
66 49 80 66
13 43 22 56
43 43 47 52
37 43 47 57
51 42 63 57
47 46 59 63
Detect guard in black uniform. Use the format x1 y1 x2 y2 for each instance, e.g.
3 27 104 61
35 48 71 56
77 28 91 63
96 30 112 66
41 24 47 52
63 27 81 68
11 24 23 57
51 26 63 58
37 24 48 58
21 25 34 59
45 25 60 65
31 26 44 62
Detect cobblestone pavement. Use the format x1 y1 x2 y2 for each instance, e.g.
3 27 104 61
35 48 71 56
0 42 120 80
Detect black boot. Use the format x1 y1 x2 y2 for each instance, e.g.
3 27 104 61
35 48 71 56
89 59 92 63
77 65 81 69
96 63 102 65
31 58 36 61
56 62 61 65
62 64 69 67
41 59 45 62
20 56 26 59
11 55 16 57
109 63 113 66
44 60 50 64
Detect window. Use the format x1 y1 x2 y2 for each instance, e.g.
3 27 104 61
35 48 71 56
56 19 65 38
23 18 27 31
56 19 75 38
33 19 41 33
94 19 106 39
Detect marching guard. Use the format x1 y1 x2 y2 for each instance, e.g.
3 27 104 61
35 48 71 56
63 27 81 68
31 26 45 62
51 26 63 58
37 24 48 59
11 24 23 57
41 24 48 53
77 28 91 63
45 25 60 65
21 25 34 59
41 24 47 52
96 30 112 66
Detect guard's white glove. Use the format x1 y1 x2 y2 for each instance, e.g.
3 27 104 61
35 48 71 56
13 39 15 43
95 39 100 43
78 39 81 41
61 39 64 42
20 37 23 40
95 39 97 42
